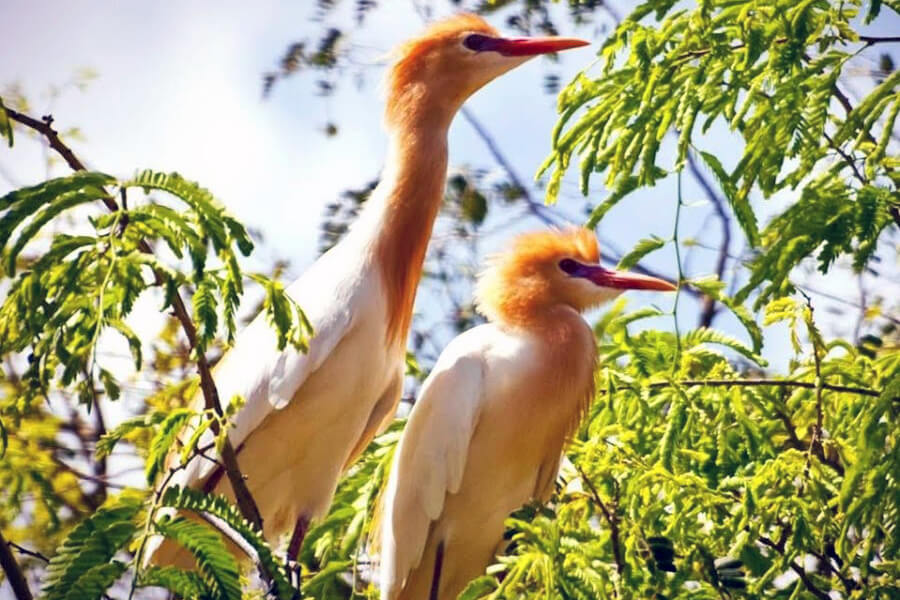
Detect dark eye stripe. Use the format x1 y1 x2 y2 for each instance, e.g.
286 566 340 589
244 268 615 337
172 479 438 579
463 34 496 52
559 258 580 275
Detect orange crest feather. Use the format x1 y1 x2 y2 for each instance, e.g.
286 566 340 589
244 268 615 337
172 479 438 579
475 228 600 326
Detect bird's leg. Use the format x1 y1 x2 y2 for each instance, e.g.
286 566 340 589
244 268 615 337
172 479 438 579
429 541 445 600
286 514 309 587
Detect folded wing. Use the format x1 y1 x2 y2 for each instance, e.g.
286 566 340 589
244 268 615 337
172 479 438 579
379 332 488 599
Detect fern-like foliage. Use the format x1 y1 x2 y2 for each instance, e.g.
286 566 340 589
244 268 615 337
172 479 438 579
160 485 294 599
153 515 243 600
541 0 898 307
42 495 141 600
0 168 310 410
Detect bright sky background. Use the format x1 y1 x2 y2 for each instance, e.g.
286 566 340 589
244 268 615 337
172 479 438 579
2 0 897 384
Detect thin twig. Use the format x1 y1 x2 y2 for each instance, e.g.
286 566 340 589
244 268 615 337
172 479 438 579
800 293 825 484
574 464 624 578
458 107 568 228
671 171 685 368
858 35 900 45
4 108 88 173
7 542 49 564
823 131 866 185
826 84 900 227
758 535 830 600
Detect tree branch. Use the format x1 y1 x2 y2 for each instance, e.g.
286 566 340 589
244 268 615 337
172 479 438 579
575 464 624 577
859 35 900 45
459 107 567 227
5 108 87 172
7 542 49 564
759 535 830 600
650 378 880 398
6 107 276 588
0 530 34 600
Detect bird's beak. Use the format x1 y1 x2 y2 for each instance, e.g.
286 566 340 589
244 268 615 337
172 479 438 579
583 265 677 292
488 36 589 57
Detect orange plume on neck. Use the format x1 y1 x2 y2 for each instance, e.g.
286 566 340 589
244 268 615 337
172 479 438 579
475 228 600 328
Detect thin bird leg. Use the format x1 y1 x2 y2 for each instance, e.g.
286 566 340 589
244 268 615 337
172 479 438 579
429 541 445 600
286 514 310 586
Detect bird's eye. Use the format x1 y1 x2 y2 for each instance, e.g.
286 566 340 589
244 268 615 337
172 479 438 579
559 258 579 275
463 34 494 52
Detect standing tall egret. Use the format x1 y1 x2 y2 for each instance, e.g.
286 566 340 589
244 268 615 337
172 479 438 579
380 228 676 600
153 15 588 567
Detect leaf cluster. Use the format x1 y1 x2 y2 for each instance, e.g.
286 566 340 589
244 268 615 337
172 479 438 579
540 0 898 306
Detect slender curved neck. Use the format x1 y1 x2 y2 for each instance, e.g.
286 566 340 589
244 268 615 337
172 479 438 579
368 117 450 346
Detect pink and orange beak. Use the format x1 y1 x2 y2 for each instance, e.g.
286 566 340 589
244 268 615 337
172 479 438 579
561 259 677 292
464 33 589 57
585 266 678 292
489 36 589 56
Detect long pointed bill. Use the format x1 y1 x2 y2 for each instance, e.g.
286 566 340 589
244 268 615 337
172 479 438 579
489 36 589 56
582 265 677 292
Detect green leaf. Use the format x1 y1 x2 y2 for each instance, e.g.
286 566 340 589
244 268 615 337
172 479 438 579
123 170 252 255
138 565 210 598
585 176 640 228
696 151 759 247
4 187 108 275
95 412 165 459
146 408 194 484
154 515 242 600
161 485 293 599
43 496 141 600
0 171 114 237
682 327 764 364
192 278 219 352
689 276 763 354
0 96 13 147
63 561 127 600
617 235 667 270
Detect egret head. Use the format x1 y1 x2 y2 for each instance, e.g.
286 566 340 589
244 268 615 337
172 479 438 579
476 228 676 326
385 14 588 128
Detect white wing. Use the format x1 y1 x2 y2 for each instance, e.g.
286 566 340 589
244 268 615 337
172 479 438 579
181 248 362 484
379 327 489 599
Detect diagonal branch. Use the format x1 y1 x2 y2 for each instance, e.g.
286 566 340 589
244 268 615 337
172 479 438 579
575 463 624 577
459 107 568 227
827 84 900 228
7 542 49 564
4 108 88 173
759 535 830 600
